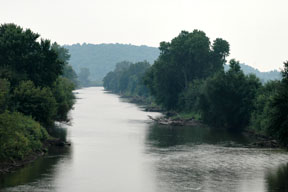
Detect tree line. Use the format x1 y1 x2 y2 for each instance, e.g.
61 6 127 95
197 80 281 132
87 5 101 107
65 43 159 82
0 24 77 161
103 61 150 97
103 30 288 147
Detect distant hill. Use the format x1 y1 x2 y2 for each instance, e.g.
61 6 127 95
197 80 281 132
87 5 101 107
64 43 160 81
224 63 281 83
64 43 280 83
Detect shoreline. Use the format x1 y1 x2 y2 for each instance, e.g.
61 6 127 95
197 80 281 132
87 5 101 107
112 92 283 149
0 151 45 175
0 139 71 176
148 114 281 149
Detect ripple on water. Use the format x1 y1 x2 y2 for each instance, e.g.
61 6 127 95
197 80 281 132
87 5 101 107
146 144 288 192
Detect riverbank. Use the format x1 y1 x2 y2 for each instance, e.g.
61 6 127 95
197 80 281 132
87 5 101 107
115 93 163 112
244 130 280 148
149 115 281 148
148 114 201 126
0 139 71 175
0 151 45 175
2 87 287 192
107 91 283 149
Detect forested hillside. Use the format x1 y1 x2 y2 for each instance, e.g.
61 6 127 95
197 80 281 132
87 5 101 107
65 43 280 84
224 63 281 82
64 43 160 82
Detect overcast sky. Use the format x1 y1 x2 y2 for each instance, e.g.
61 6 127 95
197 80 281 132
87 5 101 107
1 0 287 71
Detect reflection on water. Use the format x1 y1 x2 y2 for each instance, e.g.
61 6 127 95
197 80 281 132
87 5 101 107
266 163 288 192
0 146 72 191
0 125 72 191
145 124 288 192
146 124 250 148
0 87 288 192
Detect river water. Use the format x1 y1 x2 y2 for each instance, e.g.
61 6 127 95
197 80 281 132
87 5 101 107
1 87 288 192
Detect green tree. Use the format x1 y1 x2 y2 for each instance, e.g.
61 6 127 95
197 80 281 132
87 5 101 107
51 77 75 122
0 111 48 160
144 30 229 110
0 79 10 113
177 80 204 112
250 80 280 134
103 61 150 97
267 61 288 146
12 81 57 128
52 43 78 87
78 67 91 87
0 24 76 162
0 24 64 87
199 60 261 131
63 65 78 87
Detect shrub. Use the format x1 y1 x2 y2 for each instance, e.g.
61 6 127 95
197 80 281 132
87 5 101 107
12 81 57 127
0 111 48 160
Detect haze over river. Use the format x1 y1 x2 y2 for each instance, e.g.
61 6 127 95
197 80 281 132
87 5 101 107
1 87 288 192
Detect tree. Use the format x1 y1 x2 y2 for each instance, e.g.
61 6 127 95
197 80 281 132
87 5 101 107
12 81 57 128
250 80 280 134
51 77 75 122
199 60 261 131
78 67 91 87
103 61 151 97
63 65 78 87
0 111 48 160
0 24 64 87
52 43 78 87
211 38 230 72
0 79 10 113
177 80 204 112
267 61 288 146
0 24 76 161
144 30 229 110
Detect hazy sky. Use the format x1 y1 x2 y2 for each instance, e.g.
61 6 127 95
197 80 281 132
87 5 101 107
1 0 287 71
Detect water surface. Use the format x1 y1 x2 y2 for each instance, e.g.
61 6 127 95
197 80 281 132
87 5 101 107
1 87 288 192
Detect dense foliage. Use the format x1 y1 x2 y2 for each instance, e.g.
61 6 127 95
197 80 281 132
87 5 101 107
11 81 57 128
0 24 63 87
199 60 261 131
267 62 288 146
65 42 280 85
0 111 48 160
144 30 230 110
0 23 76 160
52 43 78 87
65 43 160 82
52 77 76 122
102 30 287 147
78 67 91 87
250 80 280 134
103 61 151 98
0 79 10 113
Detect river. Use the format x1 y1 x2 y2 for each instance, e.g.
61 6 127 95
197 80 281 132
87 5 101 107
0 87 288 192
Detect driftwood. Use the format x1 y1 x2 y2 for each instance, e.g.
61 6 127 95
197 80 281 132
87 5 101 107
148 115 199 126
249 140 279 148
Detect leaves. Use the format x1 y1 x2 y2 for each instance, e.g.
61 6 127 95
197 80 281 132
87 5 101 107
199 60 261 131
12 81 57 128
0 24 64 87
145 30 230 110
103 61 151 97
0 111 48 160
